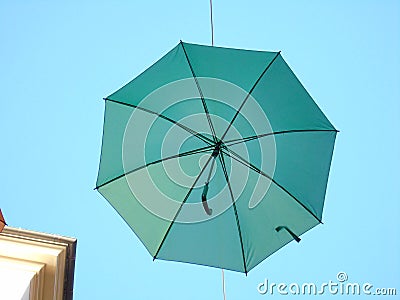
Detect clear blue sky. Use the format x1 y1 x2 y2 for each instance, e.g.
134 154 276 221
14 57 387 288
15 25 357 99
1 1 399 299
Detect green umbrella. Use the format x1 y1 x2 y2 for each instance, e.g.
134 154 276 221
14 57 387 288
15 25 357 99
96 41 337 274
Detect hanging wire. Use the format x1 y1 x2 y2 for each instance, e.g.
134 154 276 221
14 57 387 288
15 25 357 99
210 0 214 46
222 268 226 300
210 1 225 298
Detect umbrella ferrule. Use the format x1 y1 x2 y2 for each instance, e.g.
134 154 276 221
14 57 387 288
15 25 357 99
211 148 219 157
211 141 223 157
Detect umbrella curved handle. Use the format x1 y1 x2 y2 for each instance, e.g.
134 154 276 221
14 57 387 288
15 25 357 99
202 183 213 215
275 226 301 243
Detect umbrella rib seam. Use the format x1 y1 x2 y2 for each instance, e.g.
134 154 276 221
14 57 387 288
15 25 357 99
219 152 248 274
220 51 281 141
96 100 109 191
180 41 218 142
104 98 214 145
153 153 216 260
225 129 338 147
95 145 214 189
222 148 323 224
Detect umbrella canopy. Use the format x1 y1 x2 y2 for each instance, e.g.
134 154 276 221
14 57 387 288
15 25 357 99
96 42 337 273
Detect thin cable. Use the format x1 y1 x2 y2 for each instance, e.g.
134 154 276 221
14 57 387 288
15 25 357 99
209 0 228 286
222 269 226 300
210 0 214 46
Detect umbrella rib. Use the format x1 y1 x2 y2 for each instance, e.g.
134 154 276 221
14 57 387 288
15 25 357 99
224 129 338 147
220 51 281 142
180 41 218 142
104 98 214 145
153 152 216 260
218 152 248 275
95 144 214 190
221 148 322 224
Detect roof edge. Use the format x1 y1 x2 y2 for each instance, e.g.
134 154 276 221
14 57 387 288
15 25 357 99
1 226 77 300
